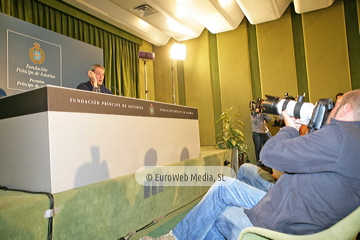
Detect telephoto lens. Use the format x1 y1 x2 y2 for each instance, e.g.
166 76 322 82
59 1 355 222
262 95 315 125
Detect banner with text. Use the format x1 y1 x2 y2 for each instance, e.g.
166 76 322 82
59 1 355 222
0 12 103 97
7 30 61 91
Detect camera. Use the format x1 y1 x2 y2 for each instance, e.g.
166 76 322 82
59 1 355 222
261 94 334 131
273 118 286 128
249 97 263 116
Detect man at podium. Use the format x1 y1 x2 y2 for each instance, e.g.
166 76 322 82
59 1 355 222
77 64 112 94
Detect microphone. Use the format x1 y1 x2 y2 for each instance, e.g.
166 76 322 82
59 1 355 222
110 86 122 96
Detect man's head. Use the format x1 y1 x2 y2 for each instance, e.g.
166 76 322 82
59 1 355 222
327 89 360 123
89 64 105 86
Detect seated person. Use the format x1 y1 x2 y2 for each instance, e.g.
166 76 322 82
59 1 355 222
238 124 309 192
141 89 360 240
77 64 112 94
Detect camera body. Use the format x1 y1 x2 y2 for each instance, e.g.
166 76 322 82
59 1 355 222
273 118 286 128
261 94 334 131
249 97 264 116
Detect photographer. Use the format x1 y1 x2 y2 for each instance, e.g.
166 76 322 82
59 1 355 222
250 98 271 164
141 89 360 240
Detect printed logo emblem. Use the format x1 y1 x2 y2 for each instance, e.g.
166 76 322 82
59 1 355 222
149 104 155 115
29 43 45 64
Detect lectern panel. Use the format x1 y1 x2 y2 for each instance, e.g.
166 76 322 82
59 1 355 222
0 86 200 193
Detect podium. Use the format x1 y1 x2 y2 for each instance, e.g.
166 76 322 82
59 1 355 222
0 86 200 193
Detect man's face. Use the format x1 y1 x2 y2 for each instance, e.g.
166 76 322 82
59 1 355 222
326 96 344 124
93 67 105 86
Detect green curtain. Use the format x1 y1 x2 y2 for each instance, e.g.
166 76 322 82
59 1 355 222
0 0 139 97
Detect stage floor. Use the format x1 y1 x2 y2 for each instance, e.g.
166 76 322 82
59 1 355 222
200 145 228 157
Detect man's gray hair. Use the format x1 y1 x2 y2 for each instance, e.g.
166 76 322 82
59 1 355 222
90 64 105 72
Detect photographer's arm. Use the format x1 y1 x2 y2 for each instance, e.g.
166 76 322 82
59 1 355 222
263 113 271 123
269 117 308 179
260 119 342 174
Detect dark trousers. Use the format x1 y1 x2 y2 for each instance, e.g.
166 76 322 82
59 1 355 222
252 131 268 161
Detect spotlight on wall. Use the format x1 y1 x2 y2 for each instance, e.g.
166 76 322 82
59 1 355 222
170 43 186 60
170 43 186 104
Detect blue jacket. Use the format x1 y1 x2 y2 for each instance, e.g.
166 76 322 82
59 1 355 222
76 81 112 94
245 119 360 234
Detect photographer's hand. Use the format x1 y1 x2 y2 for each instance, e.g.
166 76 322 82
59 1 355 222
282 110 301 131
